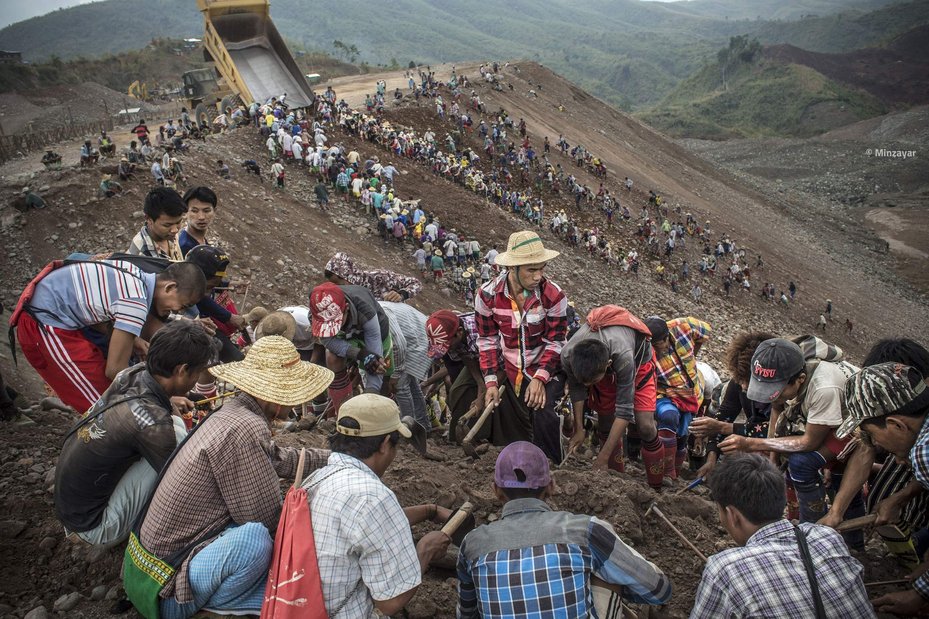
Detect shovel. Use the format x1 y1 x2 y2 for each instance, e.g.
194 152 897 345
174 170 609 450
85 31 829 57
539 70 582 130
401 416 428 456
454 400 483 443
441 501 476 546
462 386 505 459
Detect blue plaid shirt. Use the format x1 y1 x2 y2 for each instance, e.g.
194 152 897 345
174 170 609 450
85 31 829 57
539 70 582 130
456 498 671 618
690 520 874 618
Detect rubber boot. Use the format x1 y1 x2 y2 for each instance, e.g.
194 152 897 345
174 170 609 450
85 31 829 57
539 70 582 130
794 479 828 524
675 436 688 477
326 370 354 418
785 478 800 521
659 429 678 480
607 437 625 473
626 425 642 462
641 435 665 490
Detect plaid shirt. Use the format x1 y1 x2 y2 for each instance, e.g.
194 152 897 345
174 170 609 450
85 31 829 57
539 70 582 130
911 416 929 597
654 316 711 409
690 520 874 619
474 273 567 391
139 393 328 604
446 312 480 363
304 453 421 618
457 498 671 618
127 224 184 261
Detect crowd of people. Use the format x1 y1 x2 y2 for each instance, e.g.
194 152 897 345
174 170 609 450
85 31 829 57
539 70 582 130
6 67 925 619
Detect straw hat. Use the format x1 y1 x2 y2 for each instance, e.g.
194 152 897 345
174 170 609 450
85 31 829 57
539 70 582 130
244 306 269 324
255 311 297 341
495 230 560 267
209 335 333 406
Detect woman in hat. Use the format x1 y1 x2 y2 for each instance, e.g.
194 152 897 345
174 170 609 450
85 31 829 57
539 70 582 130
474 230 568 463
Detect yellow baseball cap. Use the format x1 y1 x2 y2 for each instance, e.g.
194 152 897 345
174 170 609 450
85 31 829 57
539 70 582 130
336 394 412 438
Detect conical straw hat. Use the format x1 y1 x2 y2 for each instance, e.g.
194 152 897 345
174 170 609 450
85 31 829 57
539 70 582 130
495 230 560 267
209 336 333 406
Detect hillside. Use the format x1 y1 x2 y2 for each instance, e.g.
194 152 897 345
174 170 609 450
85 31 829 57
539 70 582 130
3 0 927 114
662 0 900 21
639 23 929 140
0 59 926 618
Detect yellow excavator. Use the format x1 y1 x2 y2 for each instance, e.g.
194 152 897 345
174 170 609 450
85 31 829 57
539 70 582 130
127 80 149 101
182 0 315 125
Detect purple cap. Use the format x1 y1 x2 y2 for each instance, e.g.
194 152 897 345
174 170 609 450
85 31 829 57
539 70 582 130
494 441 551 489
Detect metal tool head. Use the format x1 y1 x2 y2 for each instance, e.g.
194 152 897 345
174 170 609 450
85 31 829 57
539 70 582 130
401 416 428 455
644 502 657 518
443 506 477 546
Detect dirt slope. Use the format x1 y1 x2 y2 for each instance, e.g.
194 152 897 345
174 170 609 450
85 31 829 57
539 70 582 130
0 60 925 617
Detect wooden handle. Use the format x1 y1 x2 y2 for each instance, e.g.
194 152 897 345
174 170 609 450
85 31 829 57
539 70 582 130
864 579 910 588
441 502 474 536
293 448 306 489
463 386 505 444
837 514 877 532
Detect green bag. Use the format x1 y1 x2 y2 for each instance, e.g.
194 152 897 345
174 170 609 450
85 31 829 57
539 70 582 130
123 532 176 619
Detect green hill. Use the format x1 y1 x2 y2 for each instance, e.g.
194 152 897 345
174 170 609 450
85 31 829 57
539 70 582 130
639 37 888 139
1 0 926 113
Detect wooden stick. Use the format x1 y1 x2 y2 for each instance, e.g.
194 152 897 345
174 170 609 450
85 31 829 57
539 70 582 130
194 390 239 406
864 579 910 588
293 448 306 489
837 514 877 532
675 477 704 496
441 502 474 536
646 504 708 562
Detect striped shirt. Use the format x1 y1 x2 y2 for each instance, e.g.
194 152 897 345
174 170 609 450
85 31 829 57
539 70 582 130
380 301 432 381
457 498 671 618
654 316 711 409
474 273 567 390
28 260 155 336
910 416 929 597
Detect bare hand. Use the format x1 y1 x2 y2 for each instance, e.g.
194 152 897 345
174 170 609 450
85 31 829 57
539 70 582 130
525 378 546 410
875 497 904 527
718 434 749 454
433 505 453 524
170 396 195 416
229 314 246 330
695 459 716 481
816 511 844 530
592 453 610 471
382 290 404 303
197 318 217 336
416 530 452 567
872 590 929 616
133 337 150 359
485 385 500 409
690 416 722 438
568 429 586 454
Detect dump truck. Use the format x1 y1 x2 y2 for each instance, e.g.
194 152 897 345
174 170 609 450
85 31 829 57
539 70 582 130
182 0 315 125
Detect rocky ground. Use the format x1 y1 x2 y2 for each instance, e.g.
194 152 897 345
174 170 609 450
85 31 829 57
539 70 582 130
0 61 926 618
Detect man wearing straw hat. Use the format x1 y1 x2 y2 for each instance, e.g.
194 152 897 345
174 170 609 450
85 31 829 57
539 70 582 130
475 230 568 463
305 394 452 616
136 336 333 619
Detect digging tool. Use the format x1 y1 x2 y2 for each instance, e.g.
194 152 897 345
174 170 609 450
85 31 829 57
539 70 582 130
645 503 708 562
441 502 477 546
864 579 910 588
837 514 878 532
293 447 306 488
193 390 239 406
401 416 429 455
462 386 505 458
675 477 704 496
454 400 483 443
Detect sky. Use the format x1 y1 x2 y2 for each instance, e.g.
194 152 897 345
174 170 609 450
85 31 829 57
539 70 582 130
2 0 98 29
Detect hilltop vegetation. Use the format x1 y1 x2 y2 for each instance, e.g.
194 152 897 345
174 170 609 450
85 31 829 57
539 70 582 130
2 0 928 113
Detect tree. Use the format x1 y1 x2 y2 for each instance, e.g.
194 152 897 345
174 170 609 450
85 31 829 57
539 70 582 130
717 35 761 91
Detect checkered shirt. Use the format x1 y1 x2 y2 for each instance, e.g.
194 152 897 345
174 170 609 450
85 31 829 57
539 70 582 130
474 273 567 391
690 520 875 618
304 453 421 618
457 499 671 618
127 224 184 261
139 393 329 603
653 316 711 407
910 416 929 598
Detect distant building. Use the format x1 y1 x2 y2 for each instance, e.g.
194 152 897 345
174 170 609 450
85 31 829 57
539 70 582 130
0 50 22 64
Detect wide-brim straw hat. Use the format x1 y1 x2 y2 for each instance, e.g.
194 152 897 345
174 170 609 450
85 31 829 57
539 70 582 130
209 335 333 406
495 230 560 267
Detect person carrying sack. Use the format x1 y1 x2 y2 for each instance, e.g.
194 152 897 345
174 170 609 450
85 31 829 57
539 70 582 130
125 336 333 619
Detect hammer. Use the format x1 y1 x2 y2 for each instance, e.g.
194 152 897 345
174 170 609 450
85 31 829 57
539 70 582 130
462 386 505 458
645 503 708 562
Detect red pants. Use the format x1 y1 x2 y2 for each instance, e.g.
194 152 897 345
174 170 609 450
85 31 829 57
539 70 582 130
17 313 110 414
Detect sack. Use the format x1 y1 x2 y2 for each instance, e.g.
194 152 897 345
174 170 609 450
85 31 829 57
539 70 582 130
261 486 327 619
123 532 175 619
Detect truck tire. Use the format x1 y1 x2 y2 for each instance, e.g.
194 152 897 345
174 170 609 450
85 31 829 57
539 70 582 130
220 95 237 114
194 103 212 127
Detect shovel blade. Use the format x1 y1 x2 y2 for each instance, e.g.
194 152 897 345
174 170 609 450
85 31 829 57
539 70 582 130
401 416 428 455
